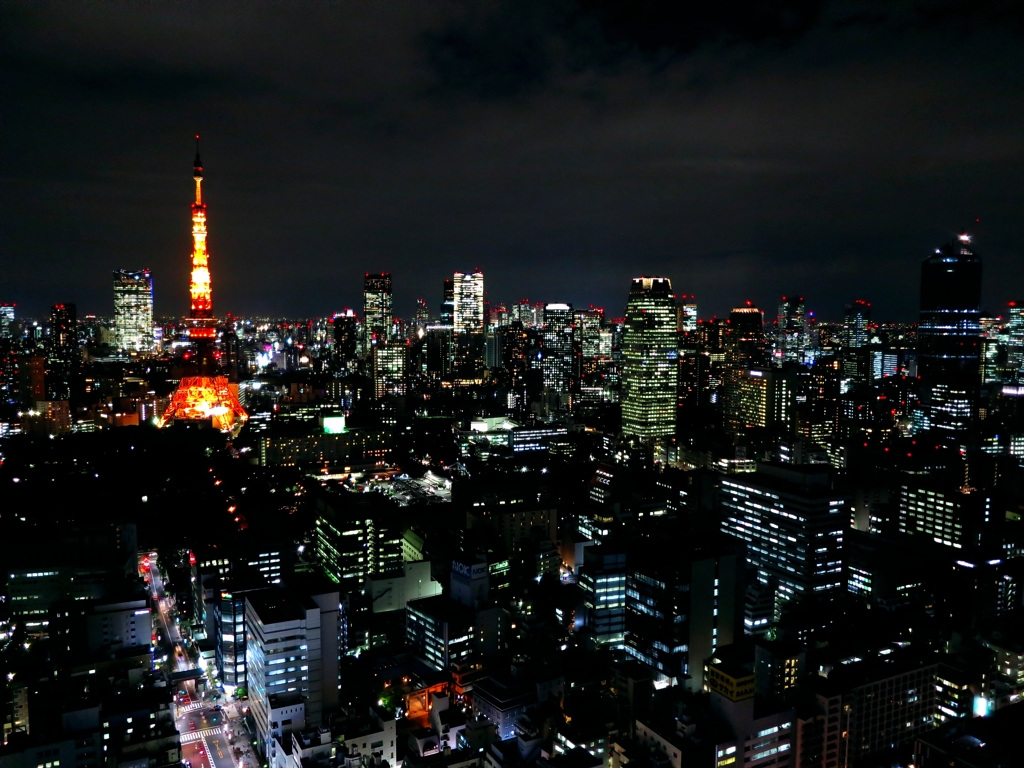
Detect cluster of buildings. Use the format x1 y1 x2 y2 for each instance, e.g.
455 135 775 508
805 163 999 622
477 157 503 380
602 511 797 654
5 150 1024 768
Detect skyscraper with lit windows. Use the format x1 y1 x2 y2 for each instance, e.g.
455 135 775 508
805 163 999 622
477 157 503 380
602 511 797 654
363 273 393 346
918 233 982 439
775 295 806 364
726 304 766 368
453 270 484 334
542 303 575 393
0 304 14 339
113 269 154 353
621 277 677 439
46 303 77 401
842 299 871 349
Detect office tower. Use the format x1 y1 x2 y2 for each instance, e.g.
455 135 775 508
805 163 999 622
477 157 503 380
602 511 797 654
575 307 604 358
363 272 393 345
413 297 430 337
842 299 871 349
621 277 677 439
484 330 502 369
159 138 247 434
112 269 154 353
541 302 575 394
723 367 779 436
216 581 267 692
898 481 993 549
1003 300 1024 382
406 596 477 671
489 303 509 328
440 279 455 325
0 303 14 338
332 310 358 360
451 270 485 383
452 270 484 334
719 464 849 618
373 343 406 398
579 547 627 647
918 233 982 438
677 295 698 333
46 302 77 401
453 332 485 383
776 295 806 364
246 586 340 749
314 496 404 590
624 538 743 692
726 303 766 367
426 325 453 379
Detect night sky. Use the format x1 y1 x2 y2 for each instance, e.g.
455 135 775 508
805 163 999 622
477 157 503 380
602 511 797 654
3 1 1024 322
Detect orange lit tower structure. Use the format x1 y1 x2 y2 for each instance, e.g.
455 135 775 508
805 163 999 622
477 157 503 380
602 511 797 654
159 137 247 435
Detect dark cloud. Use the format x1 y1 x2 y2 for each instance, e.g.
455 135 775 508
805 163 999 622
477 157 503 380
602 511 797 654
421 0 825 99
1 0 1024 323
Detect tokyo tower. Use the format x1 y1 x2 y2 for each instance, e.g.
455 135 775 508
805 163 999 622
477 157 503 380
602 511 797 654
159 137 247 436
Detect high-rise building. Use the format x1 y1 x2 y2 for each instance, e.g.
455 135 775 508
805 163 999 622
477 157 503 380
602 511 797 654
918 233 982 439
542 303 575 394
1002 300 1024 382
719 464 849 618
413 297 430 337
332 310 358 361
677 295 698 333
723 367 780 436
776 295 806 364
246 586 340 750
451 270 485 383
624 538 743 692
159 137 247 435
898 481 993 549
113 269 154 353
621 277 677 439
579 547 627 647
452 270 484 334
0 303 14 339
440 279 455 325
363 273 393 346
46 303 77 401
576 307 604 358
373 344 406 398
842 299 871 349
726 303 766 367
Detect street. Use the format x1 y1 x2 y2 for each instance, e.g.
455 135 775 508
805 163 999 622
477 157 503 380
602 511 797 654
145 552 259 768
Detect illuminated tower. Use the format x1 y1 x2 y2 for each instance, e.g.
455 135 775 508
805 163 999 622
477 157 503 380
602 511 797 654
918 232 982 440
453 270 484 334
113 269 154 353
842 299 871 349
776 295 806 365
363 273 393 346
159 137 247 435
621 277 677 439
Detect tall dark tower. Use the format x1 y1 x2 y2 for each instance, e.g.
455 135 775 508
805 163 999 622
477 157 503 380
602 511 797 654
727 302 766 367
440 278 455 325
46 303 78 401
918 232 982 440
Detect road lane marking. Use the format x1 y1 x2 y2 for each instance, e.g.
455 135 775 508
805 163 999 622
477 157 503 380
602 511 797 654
181 727 222 743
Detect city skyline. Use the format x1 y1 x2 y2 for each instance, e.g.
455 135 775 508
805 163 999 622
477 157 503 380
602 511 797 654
4 4 1024 319
5 5 1024 765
